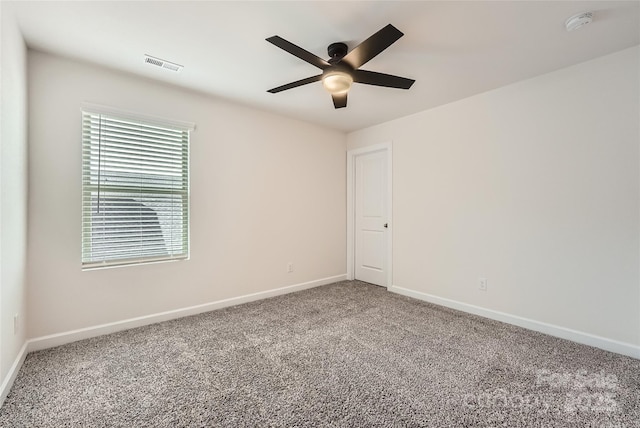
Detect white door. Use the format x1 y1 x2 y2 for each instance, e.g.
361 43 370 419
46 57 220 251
354 150 388 286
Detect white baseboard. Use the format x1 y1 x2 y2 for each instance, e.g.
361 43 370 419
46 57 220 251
28 274 347 353
0 341 28 407
0 274 346 407
389 285 640 360
5 276 633 408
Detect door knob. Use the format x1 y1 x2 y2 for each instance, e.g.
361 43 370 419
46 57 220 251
384 223 388 228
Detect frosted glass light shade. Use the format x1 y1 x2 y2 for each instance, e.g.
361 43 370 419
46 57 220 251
322 71 353 94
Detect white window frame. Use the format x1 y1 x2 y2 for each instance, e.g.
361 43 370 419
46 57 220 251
81 105 194 270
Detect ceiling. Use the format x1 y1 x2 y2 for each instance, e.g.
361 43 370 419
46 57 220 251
5 1 639 132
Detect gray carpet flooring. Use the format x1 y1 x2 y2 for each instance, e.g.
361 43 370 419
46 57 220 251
1 281 638 427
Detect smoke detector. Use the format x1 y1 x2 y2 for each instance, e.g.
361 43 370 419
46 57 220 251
565 12 593 32
144 55 183 72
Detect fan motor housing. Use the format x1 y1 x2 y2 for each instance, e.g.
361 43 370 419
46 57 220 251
322 61 353 78
328 42 348 62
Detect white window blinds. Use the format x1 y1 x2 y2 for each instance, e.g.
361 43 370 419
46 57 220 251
82 111 190 269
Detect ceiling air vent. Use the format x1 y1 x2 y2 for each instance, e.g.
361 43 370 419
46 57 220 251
144 55 183 72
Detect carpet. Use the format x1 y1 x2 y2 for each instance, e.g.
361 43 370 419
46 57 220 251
1 281 638 427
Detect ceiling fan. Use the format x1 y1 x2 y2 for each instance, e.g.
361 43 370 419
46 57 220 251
266 24 415 109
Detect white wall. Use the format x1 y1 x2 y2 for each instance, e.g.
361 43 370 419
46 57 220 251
27 51 346 338
348 47 640 347
0 4 28 382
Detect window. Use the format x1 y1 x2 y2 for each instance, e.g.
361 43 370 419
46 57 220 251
82 110 190 269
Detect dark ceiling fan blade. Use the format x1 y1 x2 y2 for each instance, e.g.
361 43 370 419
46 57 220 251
267 75 323 93
342 24 404 69
266 36 331 70
352 69 415 89
332 92 347 109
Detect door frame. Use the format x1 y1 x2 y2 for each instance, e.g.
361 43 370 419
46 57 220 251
346 142 393 288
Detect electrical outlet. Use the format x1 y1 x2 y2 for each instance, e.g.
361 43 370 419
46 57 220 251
13 314 19 335
287 262 294 273
478 278 487 291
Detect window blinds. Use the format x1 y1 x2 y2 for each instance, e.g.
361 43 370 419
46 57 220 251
82 111 190 268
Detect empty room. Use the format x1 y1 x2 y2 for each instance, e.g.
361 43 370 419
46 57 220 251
1 1 639 426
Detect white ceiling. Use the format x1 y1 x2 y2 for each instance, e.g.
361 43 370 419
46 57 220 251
5 1 640 132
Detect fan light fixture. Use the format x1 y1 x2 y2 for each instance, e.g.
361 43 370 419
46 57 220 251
322 71 353 95
266 24 415 109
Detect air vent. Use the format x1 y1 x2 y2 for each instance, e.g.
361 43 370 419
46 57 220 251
144 55 183 72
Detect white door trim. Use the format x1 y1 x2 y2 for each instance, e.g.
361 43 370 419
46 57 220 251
347 142 393 288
